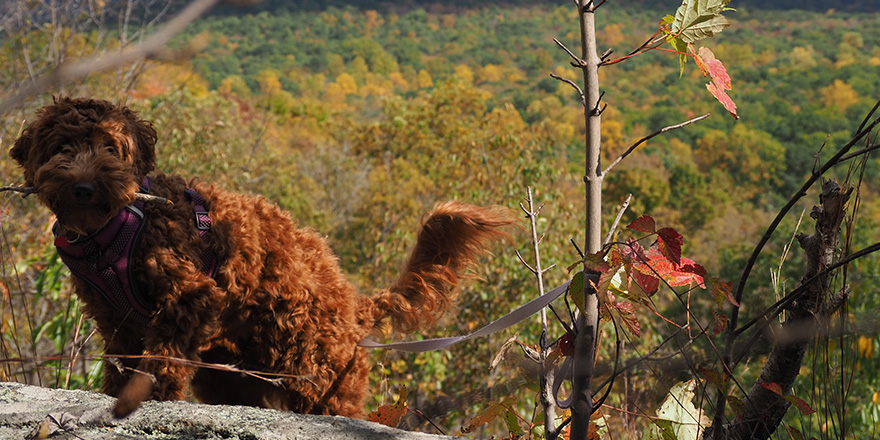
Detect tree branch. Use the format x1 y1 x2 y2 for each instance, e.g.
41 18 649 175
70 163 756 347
602 114 709 176
0 0 220 114
603 194 632 246
517 187 558 437
550 73 586 107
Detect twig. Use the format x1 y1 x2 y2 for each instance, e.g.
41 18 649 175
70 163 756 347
591 90 607 116
0 0 221 114
550 73 586 108
517 187 557 437
135 193 174 205
553 38 586 67
837 143 879 162
734 240 880 339
603 194 632 246
602 114 709 176
0 185 172 205
856 98 880 134
0 185 38 198
726 106 880 339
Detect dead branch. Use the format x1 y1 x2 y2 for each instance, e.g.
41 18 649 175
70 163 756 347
0 0 220 114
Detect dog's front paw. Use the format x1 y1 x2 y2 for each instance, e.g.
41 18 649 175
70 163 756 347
112 372 154 418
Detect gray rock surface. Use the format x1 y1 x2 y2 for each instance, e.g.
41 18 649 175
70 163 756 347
0 382 455 439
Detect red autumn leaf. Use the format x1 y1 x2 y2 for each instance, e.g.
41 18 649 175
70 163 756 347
712 310 728 336
627 215 656 233
663 259 707 288
619 241 659 295
785 424 805 440
692 46 739 119
656 227 683 266
595 263 622 303
632 247 706 289
588 421 601 440
609 247 625 267
760 382 784 395
689 43 707 76
367 385 408 427
699 47 731 88
698 367 727 390
757 383 815 415
707 81 739 120
785 395 816 415
630 269 660 296
583 251 610 274
614 301 641 337
559 331 575 357
682 261 708 277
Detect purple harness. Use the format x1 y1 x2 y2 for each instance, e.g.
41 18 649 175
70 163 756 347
53 178 217 325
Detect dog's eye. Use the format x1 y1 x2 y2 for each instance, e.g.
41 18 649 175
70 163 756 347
54 144 73 156
105 145 119 156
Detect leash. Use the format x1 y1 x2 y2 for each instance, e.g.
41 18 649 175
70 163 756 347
360 271 600 409
358 279 573 353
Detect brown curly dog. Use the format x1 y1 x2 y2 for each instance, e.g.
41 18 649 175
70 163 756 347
10 96 514 418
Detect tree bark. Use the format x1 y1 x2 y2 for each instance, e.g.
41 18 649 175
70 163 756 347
571 1 603 439
707 179 850 440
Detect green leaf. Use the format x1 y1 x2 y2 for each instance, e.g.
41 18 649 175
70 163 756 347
570 271 585 315
670 0 733 43
503 410 523 437
655 380 710 440
667 35 689 77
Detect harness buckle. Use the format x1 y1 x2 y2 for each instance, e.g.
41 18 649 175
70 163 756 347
194 211 211 231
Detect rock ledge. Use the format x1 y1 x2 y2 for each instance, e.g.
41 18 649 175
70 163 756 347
0 382 454 439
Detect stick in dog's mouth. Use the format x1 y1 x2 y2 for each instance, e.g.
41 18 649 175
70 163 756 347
0 185 173 205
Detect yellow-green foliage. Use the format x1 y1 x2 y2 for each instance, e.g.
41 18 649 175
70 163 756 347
2 2 880 437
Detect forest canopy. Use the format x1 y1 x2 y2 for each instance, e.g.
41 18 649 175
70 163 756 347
1 0 879 438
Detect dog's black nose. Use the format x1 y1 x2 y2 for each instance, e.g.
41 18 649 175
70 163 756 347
72 182 96 201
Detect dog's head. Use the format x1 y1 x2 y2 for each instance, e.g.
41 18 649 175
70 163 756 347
10 96 158 236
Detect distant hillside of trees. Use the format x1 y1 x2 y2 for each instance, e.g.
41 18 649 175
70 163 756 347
208 0 879 15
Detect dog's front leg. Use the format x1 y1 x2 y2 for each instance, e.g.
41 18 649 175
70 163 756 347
113 255 223 418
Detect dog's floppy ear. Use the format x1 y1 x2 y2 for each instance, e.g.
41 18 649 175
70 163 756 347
10 130 31 166
124 107 158 177
10 125 36 185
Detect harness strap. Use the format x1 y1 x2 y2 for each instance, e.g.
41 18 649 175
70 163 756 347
55 184 152 325
184 188 218 279
54 178 219 326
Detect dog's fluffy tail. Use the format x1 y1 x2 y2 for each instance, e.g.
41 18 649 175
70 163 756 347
368 202 516 334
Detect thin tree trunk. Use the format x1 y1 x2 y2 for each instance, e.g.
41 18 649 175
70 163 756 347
571 1 603 438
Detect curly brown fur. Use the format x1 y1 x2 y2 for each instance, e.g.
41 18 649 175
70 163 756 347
10 96 515 418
